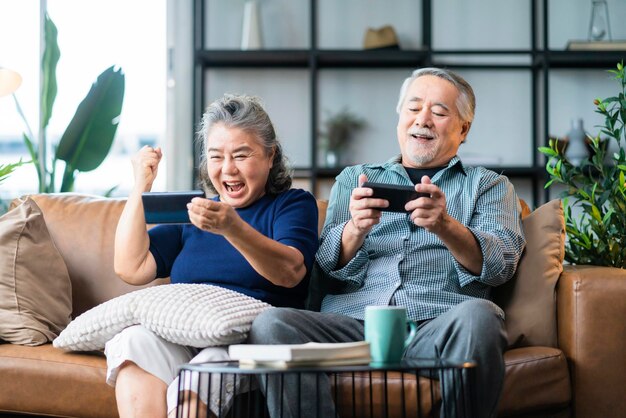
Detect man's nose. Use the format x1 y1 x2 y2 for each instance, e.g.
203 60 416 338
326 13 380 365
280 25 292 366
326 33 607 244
415 109 432 128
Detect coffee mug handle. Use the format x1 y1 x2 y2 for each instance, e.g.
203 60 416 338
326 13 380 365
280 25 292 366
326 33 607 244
404 320 418 349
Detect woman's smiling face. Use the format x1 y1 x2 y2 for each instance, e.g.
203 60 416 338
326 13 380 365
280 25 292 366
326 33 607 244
206 123 274 208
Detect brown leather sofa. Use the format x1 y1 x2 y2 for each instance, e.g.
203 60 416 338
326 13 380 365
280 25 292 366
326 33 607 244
0 193 624 418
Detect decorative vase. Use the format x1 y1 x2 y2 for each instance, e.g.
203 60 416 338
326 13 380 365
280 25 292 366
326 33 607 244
566 118 588 166
325 149 339 167
241 0 263 50
588 0 612 42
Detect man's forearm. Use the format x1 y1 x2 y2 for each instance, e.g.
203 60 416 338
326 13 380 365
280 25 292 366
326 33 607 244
436 216 483 276
337 220 367 268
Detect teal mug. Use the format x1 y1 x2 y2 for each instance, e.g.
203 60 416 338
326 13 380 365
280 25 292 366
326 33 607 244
364 306 418 364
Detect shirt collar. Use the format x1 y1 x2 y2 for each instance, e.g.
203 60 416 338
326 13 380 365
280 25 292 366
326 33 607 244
380 155 468 182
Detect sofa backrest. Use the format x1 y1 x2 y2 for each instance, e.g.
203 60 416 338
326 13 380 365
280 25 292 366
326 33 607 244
12 194 167 317
15 193 564 349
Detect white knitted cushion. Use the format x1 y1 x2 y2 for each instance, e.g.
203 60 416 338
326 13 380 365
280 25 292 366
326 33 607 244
53 284 271 351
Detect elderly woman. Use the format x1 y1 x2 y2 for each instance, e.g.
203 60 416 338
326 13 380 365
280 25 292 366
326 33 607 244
107 94 319 418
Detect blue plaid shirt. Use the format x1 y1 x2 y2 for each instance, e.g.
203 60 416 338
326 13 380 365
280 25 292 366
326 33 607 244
316 156 526 322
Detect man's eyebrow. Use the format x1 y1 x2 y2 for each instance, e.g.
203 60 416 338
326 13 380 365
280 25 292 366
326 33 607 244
408 96 450 111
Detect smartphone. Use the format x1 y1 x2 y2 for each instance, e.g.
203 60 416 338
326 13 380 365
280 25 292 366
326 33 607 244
142 190 205 224
361 182 429 212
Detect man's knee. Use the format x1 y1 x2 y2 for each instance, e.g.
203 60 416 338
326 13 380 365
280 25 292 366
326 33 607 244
452 299 505 339
249 308 302 344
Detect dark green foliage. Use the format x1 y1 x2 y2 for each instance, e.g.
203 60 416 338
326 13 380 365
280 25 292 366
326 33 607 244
539 62 626 268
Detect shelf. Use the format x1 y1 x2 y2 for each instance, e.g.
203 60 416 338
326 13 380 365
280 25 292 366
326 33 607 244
541 51 626 69
195 48 625 72
316 50 428 68
196 50 310 68
193 0 619 207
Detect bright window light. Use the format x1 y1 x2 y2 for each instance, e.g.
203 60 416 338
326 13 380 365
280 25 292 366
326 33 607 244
0 0 167 201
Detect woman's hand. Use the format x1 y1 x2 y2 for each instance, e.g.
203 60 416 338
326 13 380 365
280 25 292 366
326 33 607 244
131 146 162 193
187 198 242 236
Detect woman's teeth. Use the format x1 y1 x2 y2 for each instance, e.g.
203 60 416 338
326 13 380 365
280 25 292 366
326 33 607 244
225 182 244 192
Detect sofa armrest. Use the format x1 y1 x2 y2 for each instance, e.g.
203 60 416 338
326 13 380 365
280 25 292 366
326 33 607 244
557 265 626 418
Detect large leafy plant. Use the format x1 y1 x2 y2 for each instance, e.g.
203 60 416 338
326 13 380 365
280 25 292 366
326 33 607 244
539 62 626 268
15 14 125 193
0 160 26 185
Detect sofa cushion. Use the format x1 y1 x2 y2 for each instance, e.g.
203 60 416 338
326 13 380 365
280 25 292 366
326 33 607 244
0 197 72 346
493 199 565 348
499 346 571 416
54 283 271 351
0 342 116 418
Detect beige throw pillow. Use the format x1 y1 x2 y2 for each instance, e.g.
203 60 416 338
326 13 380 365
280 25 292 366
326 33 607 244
0 197 72 346
493 199 565 348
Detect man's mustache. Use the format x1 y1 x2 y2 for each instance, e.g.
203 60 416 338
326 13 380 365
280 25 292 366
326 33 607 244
407 128 436 138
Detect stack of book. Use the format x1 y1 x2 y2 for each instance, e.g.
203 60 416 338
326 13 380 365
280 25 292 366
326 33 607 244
228 341 371 368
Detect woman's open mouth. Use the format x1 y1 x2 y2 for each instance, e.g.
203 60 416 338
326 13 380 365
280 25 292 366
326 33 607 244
224 181 245 193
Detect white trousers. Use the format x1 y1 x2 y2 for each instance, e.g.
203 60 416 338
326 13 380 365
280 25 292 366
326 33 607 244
104 325 242 416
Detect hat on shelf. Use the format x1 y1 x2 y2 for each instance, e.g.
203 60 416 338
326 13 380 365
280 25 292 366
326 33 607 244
363 25 400 50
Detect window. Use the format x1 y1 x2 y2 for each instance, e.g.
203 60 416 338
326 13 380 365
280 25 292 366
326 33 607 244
0 0 167 199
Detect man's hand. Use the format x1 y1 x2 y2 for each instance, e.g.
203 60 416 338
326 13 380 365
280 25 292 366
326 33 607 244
405 175 449 234
345 174 388 237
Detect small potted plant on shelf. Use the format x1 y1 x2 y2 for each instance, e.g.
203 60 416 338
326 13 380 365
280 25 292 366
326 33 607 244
319 108 366 167
539 61 626 268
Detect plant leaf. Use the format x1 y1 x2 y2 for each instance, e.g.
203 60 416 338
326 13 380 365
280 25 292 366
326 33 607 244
56 66 125 172
538 146 557 157
40 14 60 131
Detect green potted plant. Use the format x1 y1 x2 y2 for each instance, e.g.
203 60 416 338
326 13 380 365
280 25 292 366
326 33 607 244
15 14 125 193
539 61 626 268
319 108 366 167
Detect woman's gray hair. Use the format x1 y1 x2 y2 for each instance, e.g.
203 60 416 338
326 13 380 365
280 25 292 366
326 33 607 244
197 94 292 195
395 67 476 126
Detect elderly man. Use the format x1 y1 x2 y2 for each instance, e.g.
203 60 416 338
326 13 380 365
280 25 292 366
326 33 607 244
250 67 526 418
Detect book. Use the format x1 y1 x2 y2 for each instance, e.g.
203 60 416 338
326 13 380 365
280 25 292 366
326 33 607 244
238 357 372 369
228 341 371 367
566 40 626 51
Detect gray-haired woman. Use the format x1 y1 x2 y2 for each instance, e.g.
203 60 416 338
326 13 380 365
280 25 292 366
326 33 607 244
108 94 319 417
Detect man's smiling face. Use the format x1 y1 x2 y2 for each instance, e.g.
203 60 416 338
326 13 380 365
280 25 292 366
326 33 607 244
396 75 470 168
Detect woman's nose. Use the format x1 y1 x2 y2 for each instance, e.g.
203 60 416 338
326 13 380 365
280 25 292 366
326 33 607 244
222 157 238 174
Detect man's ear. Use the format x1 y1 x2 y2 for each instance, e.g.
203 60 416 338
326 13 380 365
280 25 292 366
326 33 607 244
460 121 471 143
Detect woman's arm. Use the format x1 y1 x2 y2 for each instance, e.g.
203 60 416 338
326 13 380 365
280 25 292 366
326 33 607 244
186 196 311 288
113 146 161 285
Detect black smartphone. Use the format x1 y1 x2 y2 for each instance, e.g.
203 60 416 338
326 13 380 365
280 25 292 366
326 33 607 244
142 190 205 224
361 182 429 212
